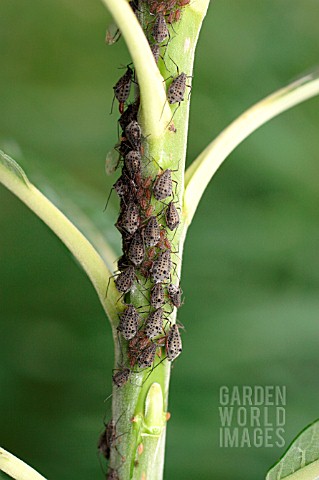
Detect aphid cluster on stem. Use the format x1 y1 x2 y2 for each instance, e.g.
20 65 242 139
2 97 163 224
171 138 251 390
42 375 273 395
100 0 192 472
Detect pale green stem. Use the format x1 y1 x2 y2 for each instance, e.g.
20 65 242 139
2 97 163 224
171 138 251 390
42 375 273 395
184 70 319 227
0 447 46 480
107 2 210 479
0 151 120 325
100 0 171 137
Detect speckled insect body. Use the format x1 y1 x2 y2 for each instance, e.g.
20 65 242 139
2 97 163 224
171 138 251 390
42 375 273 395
167 283 182 308
118 201 140 234
125 150 141 178
138 342 157 369
113 66 134 104
167 72 187 104
153 169 173 201
165 201 180 230
107 469 120 480
112 367 131 387
152 13 169 43
125 120 142 150
150 283 165 309
114 266 136 293
98 420 116 460
151 250 171 282
166 324 182 361
118 304 140 340
144 215 161 247
127 230 145 266
144 308 164 339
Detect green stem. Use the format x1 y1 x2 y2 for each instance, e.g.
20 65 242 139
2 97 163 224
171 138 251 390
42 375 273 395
106 2 210 479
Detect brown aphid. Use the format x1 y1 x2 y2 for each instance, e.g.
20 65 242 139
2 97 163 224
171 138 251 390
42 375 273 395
114 266 135 293
118 304 140 340
119 201 140 235
153 169 173 201
165 201 180 230
125 120 142 150
144 308 164 339
107 469 119 480
138 342 157 369
112 367 131 387
113 65 134 104
152 13 169 43
151 283 165 309
167 72 187 104
113 175 129 199
125 150 141 177
98 420 116 459
127 231 145 266
144 216 161 247
167 283 182 308
137 443 144 455
150 43 160 63
166 324 182 361
151 250 171 282
119 101 139 130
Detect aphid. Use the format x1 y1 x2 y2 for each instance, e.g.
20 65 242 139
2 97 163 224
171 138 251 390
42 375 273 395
151 250 171 282
153 169 173 201
105 148 120 175
150 43 160 63
119 201 140 235
125 150 141 177
166 324 182 361
165 201 180 230
113 174 129 199
128 332 150 367
114 266 136 293
127 231 145 266
118 304 140 340
98 413 126 464
107 469 119 480
179 0 190 6
138 342 157 369
144 308 164 339
105 23 121 45
112 367 131 387
144 216 161 247
98 420 114 460
167 72 187 104
150 283 165 309
125 120 142 150
119 101 139 131
152 13 169 43
167 283 182 308
113 65 134 106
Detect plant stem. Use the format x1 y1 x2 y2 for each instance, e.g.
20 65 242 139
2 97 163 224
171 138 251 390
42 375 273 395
106 2 210 479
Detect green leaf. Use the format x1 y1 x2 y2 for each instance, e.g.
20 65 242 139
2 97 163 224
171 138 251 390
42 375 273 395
184 68 319 228
266 420 319 480
0 447 46 480
0 150 120 326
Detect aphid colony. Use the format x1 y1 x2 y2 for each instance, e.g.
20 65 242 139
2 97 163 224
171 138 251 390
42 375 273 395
100 1 190 475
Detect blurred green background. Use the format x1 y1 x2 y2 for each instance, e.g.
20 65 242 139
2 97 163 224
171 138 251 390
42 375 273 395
1 1 319 479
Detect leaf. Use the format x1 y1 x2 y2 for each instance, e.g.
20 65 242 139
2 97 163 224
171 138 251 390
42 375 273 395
100 0 171 137
0 150 120 325
0 447 46 480
266 420 319 480
184 68 319 228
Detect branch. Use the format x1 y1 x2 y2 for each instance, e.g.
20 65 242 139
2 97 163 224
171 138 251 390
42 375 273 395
184 69 319 227
0 151 120 326
0 447 46 480
100 0 171 137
